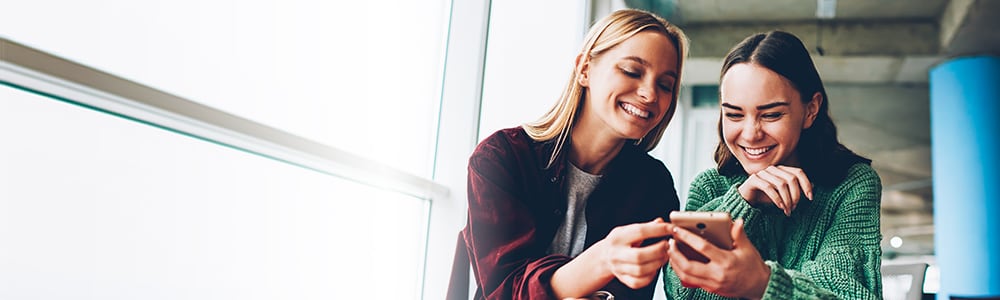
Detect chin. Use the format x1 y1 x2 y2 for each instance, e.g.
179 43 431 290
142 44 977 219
738 161 766 175
617 128 649 141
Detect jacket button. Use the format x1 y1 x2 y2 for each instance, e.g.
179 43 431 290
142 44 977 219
553 209 562 215
550 176 558 183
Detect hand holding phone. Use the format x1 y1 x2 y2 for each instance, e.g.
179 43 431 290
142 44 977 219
669 211 734 262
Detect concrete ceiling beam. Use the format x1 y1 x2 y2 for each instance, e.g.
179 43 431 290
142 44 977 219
939 0 1000 56
682 20 938 57
682 55 941 85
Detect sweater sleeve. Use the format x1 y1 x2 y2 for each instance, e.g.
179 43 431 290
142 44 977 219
463 133 569 299
759 165 883 299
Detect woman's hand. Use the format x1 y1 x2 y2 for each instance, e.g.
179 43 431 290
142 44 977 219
599 218 674 288
551 218 673 298
737 165 813 216
667 219 770 299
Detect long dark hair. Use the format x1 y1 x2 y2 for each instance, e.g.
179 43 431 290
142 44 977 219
713 30 871 186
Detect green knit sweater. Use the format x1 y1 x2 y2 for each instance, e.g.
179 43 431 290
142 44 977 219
663 163 883 299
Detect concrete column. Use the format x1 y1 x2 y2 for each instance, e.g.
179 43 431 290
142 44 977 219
930 56 1000 299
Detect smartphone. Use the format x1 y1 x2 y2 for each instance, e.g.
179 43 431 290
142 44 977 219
669 211 734 262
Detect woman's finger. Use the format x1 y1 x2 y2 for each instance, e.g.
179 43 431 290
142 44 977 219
666 238 691 268
605 222 673 285
616 239 670 267
609 219 672 246
747 175 785 213
667 239 714 287
731 219 749 245
609 248 663 288
755 169 792 215
671 225 728 261
767 166 802 212
608 257 644 277
778 165 813 200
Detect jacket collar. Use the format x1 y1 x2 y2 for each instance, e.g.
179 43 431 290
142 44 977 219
533 134 640 181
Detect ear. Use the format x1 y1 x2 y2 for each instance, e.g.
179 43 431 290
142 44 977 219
575 53 590 87
803 92 822 129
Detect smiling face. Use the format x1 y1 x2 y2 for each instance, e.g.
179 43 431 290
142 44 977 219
720 63 820 175
575 30 679 145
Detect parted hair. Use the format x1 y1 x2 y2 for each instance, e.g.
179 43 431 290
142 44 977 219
714 30 871 186
523 9 689 168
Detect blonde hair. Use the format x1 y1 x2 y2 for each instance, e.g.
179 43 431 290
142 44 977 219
523 9 689 167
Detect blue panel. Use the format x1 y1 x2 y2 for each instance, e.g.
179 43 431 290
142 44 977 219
930 56 1000 299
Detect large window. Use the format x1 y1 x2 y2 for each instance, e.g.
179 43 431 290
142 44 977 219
1 0 463 299
0 84 427 299
1 0 448 177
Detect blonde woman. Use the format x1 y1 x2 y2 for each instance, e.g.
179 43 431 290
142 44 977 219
458 9 688 300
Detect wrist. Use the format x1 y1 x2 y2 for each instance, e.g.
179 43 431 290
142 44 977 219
590 239 616 282
747 260 771 300
551 239 615 298
737 184 754 203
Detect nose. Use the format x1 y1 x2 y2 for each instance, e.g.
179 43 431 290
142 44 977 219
637 80 657 103
741 118 763 141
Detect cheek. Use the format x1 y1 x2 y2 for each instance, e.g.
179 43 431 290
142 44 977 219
770 124 801 148
590 72 618 93
721 121 739 144
588 84 613 103
656 99 674 120
663 95 675 109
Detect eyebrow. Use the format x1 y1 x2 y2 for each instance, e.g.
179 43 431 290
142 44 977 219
623 56 678 79
721 101 790 111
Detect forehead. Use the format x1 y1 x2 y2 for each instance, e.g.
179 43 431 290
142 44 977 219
600 31 679 74
720 63 801 107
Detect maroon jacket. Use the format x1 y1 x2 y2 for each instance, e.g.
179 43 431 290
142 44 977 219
461 127 680 299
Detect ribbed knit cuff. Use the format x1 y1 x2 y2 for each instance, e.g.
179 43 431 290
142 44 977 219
712 182 761 221
761 260 792 300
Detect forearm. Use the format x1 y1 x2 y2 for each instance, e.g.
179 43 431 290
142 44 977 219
550 240 615 298
761 259 879 300
693 184 757 215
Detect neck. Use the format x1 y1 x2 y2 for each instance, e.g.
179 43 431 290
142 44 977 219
783 152 801 168
568 128 625 175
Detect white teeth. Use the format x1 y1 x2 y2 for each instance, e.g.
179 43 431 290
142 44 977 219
620 103 650 119
745 146 771 156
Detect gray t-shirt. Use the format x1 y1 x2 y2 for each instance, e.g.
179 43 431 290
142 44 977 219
547 162 602 257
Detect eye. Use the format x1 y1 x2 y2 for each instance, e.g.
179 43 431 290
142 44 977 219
620 67 640 78
762 112 785 120
658 82 674 93
724 112 743 120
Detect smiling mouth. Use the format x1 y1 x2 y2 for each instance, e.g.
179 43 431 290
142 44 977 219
742 145 775 157
620 102 651 119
